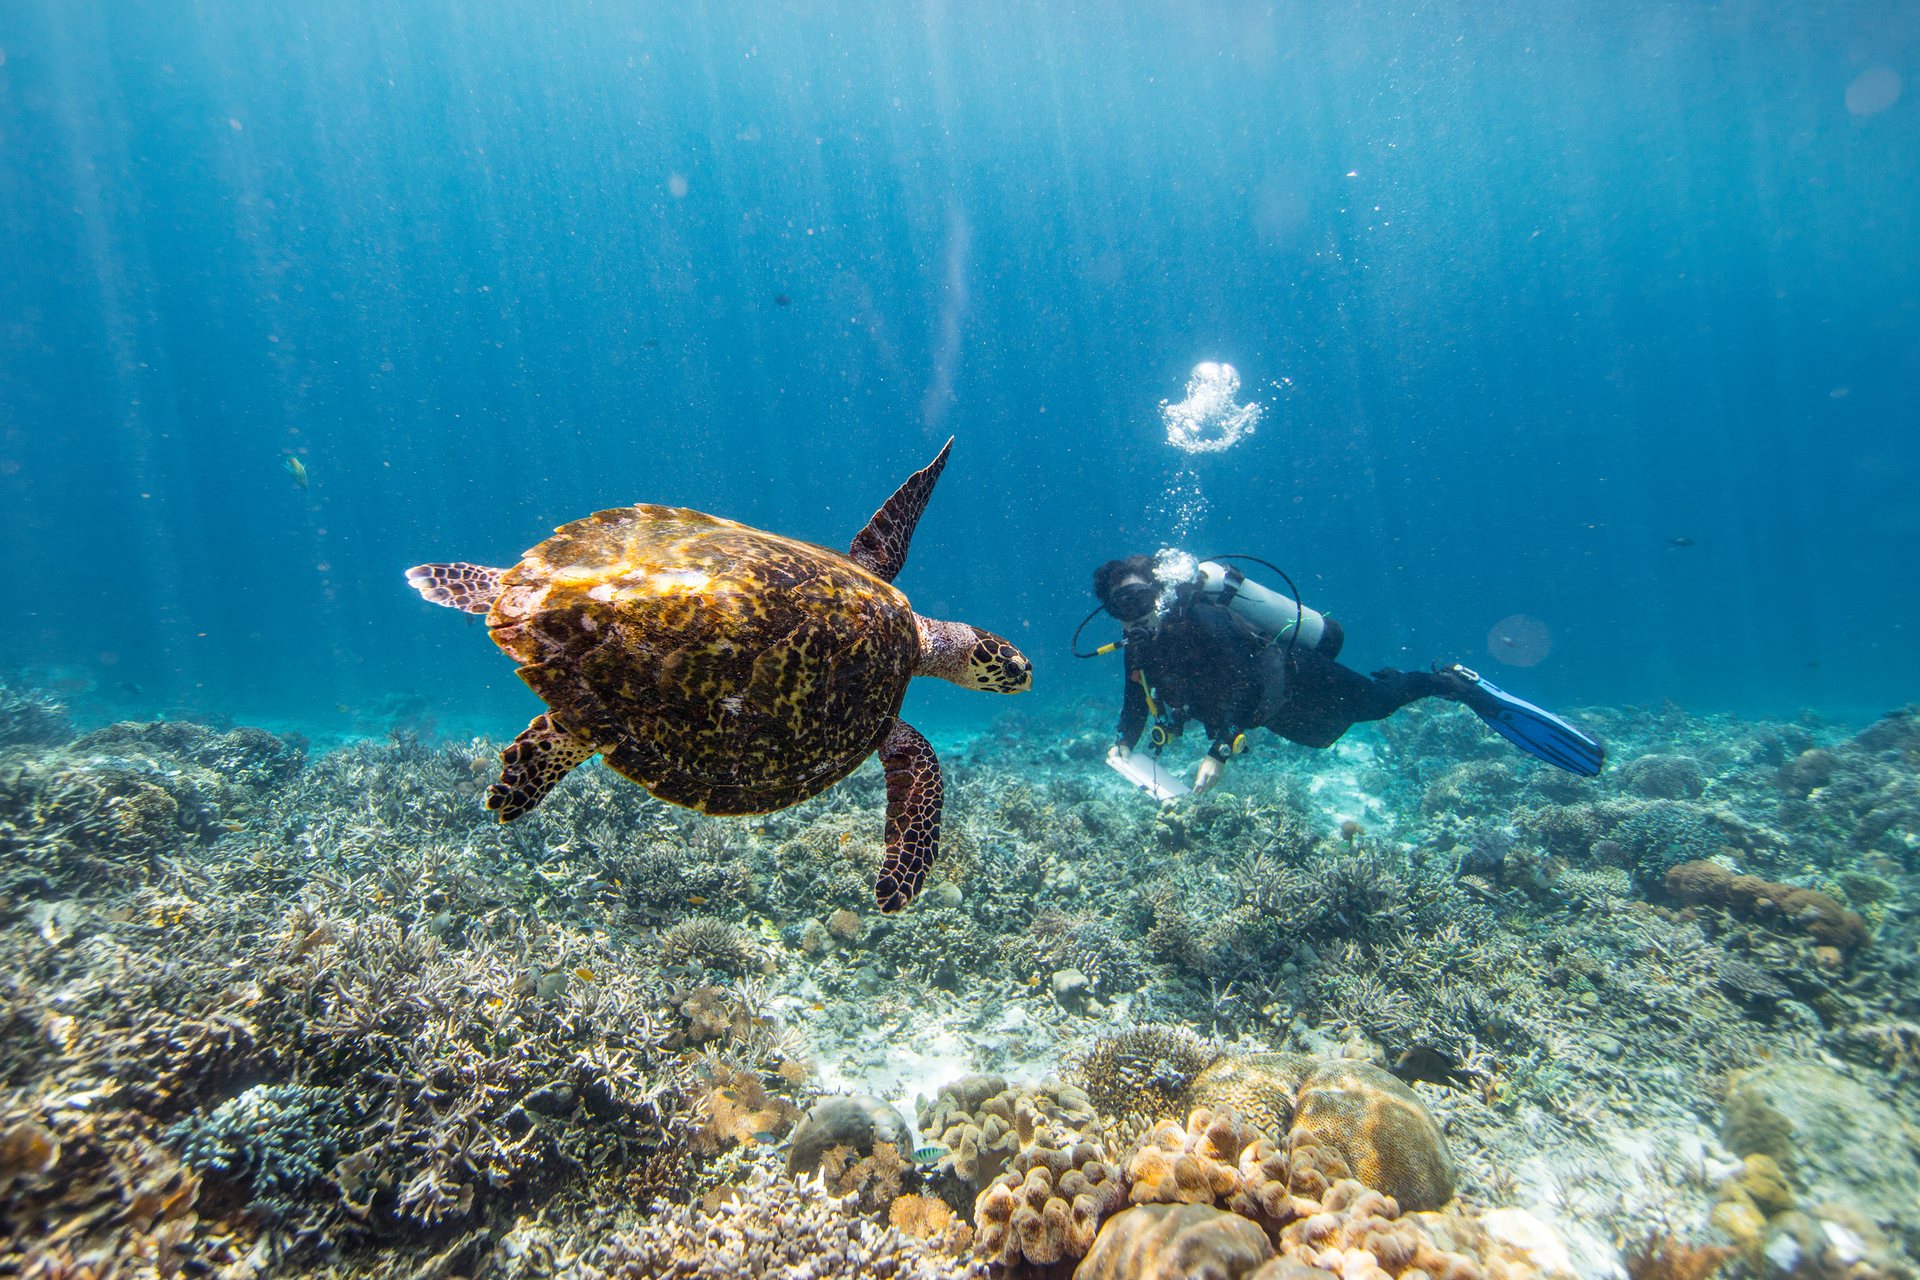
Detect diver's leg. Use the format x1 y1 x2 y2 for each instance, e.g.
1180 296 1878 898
1268 659 1447 747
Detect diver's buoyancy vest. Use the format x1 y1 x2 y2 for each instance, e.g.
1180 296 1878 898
1194 561 1343 659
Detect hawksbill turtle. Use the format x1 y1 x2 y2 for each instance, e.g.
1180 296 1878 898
406 438 1031 912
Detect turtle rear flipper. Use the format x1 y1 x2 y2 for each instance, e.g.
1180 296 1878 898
407 563 506 614
849 438 951 583
487 714 595 821
874 720 942 913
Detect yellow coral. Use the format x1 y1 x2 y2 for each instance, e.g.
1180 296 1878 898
1730 1154 1794 1216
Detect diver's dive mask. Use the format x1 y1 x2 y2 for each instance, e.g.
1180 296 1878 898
1105 577 1157 625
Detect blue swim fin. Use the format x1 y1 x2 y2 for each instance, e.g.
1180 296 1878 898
1437 664 1604 777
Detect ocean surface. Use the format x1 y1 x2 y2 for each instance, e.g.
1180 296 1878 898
2 2 1915 738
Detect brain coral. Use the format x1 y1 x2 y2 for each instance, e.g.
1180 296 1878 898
1187 1052 1314 1139
1287 1061 1455 1212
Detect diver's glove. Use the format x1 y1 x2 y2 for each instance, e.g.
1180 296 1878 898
1193 755 1224 794
1107 743 1132 765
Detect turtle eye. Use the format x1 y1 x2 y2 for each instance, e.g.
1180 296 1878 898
968 635 1032 693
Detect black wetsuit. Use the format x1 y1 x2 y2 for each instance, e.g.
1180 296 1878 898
1116 595 1452 755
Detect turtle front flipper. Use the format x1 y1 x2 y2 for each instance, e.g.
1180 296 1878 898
849 438 951 583
874 720 944 913
406 563 506 614
487 714 595 821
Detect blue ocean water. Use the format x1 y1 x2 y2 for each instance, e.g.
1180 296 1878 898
1 2 1914 741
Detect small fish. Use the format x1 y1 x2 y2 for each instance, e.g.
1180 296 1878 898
220 820 246 833
751 1130 780 1144
913 1145 947 1164
1024 974 1042 987
774 293 791 307
284 455 308 489
1666 535 1695 548
808 1002 825 1012
687 895 709 906
572 966 598 983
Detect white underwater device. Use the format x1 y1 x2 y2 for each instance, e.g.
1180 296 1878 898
1106 751 1191 802
1193 560 1342 657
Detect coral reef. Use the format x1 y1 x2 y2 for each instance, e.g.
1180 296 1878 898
1077 1202 1275 1279
580 1166 984 1278
1720 1062 1920 1262
974 1131 1126 1266
787 1094 913 1176
0 678 74 746
1665 861 1869 953
919 1075 1100 1198
1287 1060 1456 1211
0 688 1914 1280
1071 1024 1224 1121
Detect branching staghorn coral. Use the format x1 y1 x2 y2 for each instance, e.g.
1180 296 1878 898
579 1166 985 1279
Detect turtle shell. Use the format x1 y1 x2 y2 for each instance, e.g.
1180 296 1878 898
487 504 917 815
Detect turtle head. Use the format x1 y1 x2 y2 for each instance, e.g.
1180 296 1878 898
914 616 1032 694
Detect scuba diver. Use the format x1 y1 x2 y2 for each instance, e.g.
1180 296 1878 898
1083 552 1603 795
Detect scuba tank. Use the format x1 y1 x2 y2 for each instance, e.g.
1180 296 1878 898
1193 560 1344 659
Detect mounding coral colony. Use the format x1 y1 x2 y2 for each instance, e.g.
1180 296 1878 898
3 672 1919 1279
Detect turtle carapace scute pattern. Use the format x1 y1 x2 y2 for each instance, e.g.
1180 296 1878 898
407 437 1031 913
